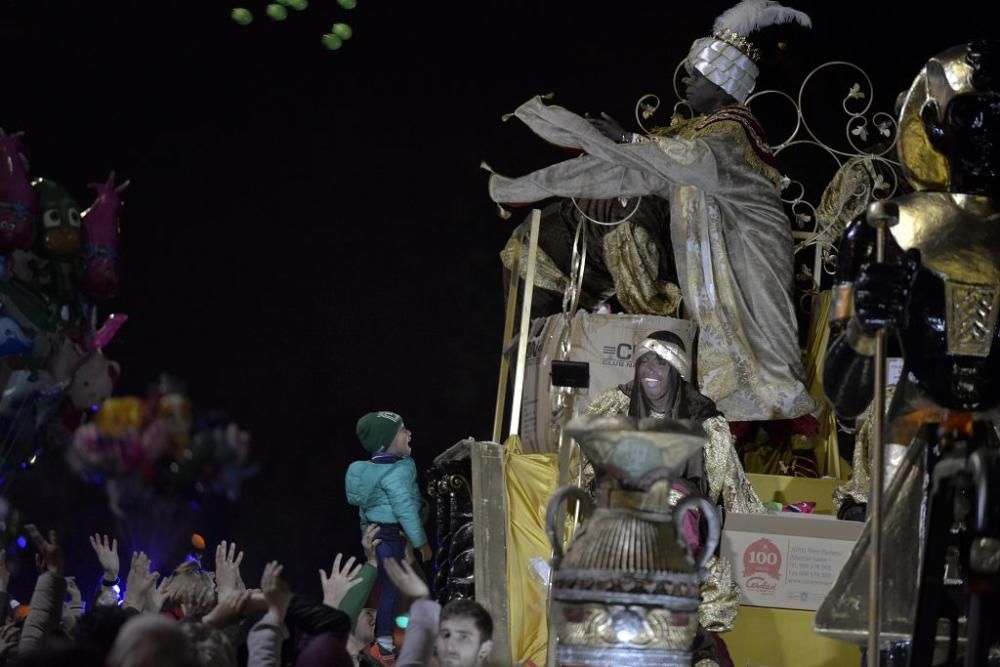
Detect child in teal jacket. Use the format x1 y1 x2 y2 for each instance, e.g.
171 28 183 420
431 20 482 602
345 411 431 664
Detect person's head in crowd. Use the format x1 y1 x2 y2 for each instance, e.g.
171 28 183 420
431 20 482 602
73 605 139 658
159 559 216 615
352 606 376 647
286 595 352 663
435 599 494 667
106 614 200 667
178 619 238 667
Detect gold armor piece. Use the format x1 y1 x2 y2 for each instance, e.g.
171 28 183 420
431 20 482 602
897 44 976 192
944 281 1000 357
889 192 1000 286
888 192 1000 357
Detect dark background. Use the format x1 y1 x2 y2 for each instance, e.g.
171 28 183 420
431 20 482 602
0 0 993 600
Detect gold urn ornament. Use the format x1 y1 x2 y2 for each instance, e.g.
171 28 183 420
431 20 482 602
546 415 720 667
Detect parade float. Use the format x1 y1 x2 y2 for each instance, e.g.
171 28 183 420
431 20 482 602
419 2 969 665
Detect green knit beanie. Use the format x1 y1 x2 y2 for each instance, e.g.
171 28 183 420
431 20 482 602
356 411 404 454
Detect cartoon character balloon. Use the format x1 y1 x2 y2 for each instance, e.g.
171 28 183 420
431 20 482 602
32 179 82 259
31 178 83 315
81 173 128 301
0 129 36 255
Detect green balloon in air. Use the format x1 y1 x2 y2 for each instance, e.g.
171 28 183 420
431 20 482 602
332 23 353 40
337 0 357 9
231 8 253 25
322 33 344 50
266 4 288 20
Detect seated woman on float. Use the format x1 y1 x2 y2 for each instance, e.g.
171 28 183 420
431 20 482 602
587 330 765 515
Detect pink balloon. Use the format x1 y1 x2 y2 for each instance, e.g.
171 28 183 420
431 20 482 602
0 129 37 253
82 172 129 300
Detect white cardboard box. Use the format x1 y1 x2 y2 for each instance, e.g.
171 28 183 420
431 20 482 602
721 512 863 612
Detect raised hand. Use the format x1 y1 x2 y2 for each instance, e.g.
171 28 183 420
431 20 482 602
361 524 381 567
25 524 64 577
261 561 291 620
319 553 364 609
123 552 160 611
384 558 430 600
146 577 166 614
214 540 246 595
204 589 253 629
89 534 120 582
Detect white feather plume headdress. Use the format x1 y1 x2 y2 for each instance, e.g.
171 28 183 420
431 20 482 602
712 0 812 61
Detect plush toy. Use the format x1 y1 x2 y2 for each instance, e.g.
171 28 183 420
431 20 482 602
68 351 121 414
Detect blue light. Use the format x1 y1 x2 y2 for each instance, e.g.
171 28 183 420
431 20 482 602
16 536 26 549
395 614 409 629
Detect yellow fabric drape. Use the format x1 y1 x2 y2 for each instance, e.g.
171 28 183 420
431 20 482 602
740 290 851 478
503 435 560 666
802 290 851 480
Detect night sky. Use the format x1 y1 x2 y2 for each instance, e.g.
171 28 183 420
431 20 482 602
1 0 994 600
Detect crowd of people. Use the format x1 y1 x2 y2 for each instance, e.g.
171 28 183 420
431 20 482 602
0 522 494 667
0 408 494 667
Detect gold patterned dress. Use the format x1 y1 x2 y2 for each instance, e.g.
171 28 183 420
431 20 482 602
490 96 817 423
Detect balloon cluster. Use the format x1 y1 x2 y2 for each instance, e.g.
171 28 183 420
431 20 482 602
1 128 127 484
230 0 357 51
68 375 258 503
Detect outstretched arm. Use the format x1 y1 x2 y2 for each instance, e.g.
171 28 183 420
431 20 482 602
18 525 67 653
489 154 668 206
247 561 291 667
489 96 721 206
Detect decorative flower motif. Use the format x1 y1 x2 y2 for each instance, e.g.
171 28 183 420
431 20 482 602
872 174 889 192
847 83 866 100
851 123 869 142
641 103 657 120
877 121 892 138
795 212 813 228
779 175 792 191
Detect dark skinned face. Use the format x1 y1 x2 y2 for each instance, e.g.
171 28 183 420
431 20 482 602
682 69 737 115
636 353 675 402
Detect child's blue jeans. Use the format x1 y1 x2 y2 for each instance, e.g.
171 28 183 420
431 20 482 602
374 523 408 644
